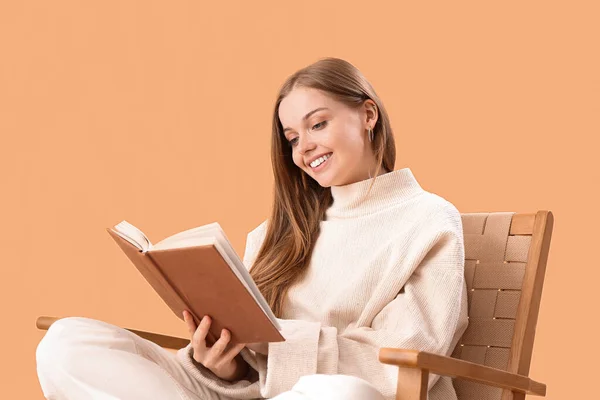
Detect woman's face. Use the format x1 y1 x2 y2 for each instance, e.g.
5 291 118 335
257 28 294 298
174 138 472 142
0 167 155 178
278 86 379 188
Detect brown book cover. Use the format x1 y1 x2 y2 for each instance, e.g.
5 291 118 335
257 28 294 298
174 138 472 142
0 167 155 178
106 225 284 346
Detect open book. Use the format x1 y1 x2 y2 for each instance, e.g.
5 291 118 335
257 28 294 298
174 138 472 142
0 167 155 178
107 220 284 346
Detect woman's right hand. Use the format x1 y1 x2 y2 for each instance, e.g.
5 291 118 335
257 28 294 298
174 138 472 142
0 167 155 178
183 310 249 382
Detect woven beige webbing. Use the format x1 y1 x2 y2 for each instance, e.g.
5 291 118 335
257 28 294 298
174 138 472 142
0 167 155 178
450 212 530 400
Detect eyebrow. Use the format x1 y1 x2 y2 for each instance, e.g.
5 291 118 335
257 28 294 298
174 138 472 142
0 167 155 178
283 107 330 133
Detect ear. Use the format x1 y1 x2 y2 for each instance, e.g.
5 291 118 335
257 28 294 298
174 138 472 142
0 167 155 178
362 99 379 129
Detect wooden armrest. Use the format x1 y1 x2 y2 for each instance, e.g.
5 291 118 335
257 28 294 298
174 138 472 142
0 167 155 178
36 316 190 350
379 348 546 396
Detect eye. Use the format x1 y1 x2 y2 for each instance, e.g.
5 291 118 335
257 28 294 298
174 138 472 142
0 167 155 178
311 120 328 130
286 120 327 148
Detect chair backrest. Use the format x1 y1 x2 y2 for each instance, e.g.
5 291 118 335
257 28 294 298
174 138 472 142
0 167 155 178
451 211 554 400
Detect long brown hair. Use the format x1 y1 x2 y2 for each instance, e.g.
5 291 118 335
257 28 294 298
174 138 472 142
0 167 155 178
248 57 397 317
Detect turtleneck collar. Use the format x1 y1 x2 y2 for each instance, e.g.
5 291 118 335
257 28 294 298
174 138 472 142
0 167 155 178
325 167 425 221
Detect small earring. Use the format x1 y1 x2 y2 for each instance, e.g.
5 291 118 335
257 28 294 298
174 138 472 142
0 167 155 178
368 128 374 142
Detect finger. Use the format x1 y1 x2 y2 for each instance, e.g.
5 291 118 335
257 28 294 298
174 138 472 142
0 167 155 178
208 328 231 360
222 341 247 363
192 315 212 351
183 311 196 334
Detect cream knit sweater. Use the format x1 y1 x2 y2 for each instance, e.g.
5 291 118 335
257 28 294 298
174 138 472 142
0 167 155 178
176 167 469 400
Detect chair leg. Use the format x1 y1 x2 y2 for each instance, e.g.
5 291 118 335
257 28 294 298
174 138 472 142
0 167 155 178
395 367 429 400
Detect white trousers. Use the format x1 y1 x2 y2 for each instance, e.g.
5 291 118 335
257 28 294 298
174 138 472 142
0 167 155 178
36 317 386 400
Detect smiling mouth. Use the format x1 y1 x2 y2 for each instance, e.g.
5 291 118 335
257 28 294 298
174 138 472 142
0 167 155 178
309 153 333 171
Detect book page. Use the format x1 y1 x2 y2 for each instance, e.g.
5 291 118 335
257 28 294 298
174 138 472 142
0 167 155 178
113 221 152 252
152 222 221 250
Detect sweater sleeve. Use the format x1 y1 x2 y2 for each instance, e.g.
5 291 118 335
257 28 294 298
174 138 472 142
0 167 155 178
262 213 469 398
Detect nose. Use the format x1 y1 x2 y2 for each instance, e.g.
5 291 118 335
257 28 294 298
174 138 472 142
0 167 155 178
297 132 317 155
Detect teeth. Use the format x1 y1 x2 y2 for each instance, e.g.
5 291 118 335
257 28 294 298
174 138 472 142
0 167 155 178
310 153 331 168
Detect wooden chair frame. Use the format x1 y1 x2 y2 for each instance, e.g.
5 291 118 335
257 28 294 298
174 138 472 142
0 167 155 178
37 210 553 400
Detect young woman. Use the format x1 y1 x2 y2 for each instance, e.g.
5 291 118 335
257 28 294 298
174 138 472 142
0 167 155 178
36 57 468 400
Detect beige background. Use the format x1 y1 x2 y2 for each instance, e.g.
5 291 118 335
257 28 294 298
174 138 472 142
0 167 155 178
1 1 598 398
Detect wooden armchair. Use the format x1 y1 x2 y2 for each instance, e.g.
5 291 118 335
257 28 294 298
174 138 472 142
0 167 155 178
37 210 554 400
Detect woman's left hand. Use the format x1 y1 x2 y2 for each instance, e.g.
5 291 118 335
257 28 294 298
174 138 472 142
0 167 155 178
246 342 269 355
